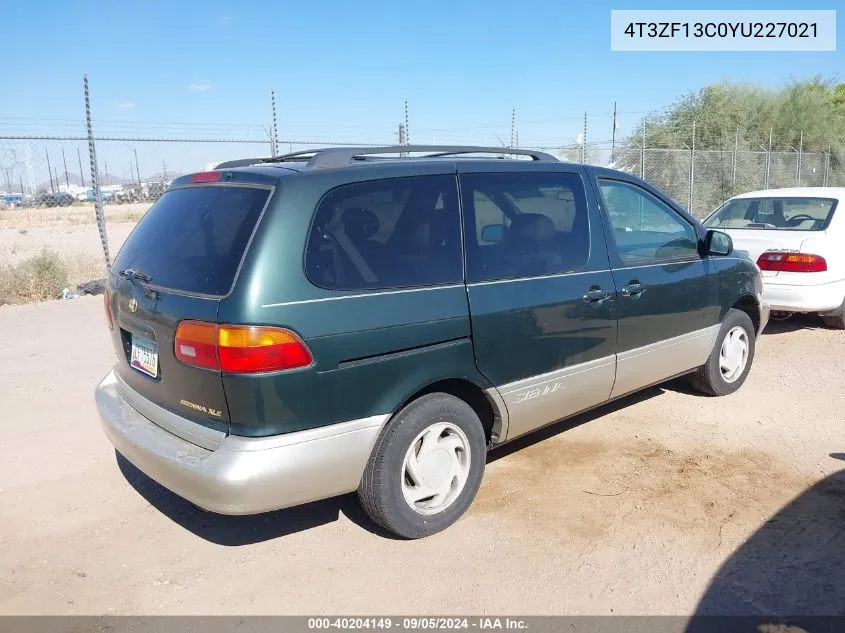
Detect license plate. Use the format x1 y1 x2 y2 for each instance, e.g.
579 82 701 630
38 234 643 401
130 334 159 378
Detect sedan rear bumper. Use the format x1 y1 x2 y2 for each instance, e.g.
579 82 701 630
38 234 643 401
95 370 387 515
762 279 845 314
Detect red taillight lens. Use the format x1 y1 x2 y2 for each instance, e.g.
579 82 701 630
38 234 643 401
104 291 113 330
174 321 313 374
756 251 827 273
217 325 313 373
190 171 222 183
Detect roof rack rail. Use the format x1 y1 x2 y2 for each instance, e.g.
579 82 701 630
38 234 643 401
299 145 558 169
209 145 558 172
209 148 342 170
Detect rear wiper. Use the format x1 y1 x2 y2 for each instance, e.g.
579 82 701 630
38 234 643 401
119 268 152 283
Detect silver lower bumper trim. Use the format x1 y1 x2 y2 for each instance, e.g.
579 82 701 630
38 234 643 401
95 370 387 515
758 300 771 335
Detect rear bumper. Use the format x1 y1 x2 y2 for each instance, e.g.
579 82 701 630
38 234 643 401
762 279 845 314
95 370 387 515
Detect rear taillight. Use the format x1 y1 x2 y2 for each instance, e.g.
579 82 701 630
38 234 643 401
756 251 827 273
174 321 313 374
104 291 113 330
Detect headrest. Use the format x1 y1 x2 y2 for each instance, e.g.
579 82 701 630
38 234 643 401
508 213 555 242
341 207 379 239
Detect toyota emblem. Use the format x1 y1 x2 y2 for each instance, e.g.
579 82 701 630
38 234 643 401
128 297 138 313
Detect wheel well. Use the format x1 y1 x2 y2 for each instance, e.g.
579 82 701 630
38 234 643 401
732 294 760 333
399 379 498 443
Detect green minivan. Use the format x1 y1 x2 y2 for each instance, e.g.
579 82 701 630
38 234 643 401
95 146 769 538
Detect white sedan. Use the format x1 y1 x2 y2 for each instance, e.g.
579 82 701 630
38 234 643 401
703 187 845 329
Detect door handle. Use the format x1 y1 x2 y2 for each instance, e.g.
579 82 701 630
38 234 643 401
583 288 611 303
620 283 646 298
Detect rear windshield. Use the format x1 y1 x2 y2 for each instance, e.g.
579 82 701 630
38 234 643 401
704 197 837 232
112 185 270 296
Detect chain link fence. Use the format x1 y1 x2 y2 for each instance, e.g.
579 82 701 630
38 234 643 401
1 90 844 304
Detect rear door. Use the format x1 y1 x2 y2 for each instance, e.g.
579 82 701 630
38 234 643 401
105 182 272 439
459 165 617 442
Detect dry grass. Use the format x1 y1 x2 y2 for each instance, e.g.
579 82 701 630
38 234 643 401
0 249 106 306
0 202 151 230
0 249 69 305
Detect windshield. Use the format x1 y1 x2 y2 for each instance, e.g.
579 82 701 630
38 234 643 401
112 185 271 296
704 197 837 231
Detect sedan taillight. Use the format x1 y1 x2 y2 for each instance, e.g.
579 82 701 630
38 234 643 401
756 251 827 273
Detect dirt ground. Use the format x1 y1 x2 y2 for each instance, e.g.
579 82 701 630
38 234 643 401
0 204 141 293
1 297 843 616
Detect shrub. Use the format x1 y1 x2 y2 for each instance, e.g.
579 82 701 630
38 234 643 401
0 249 70 304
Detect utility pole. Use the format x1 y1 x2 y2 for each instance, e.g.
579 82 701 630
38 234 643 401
162 159 167 183
46 149 54 193
797 130 803 186
77 147 85 187
134 148 141 187
104 160 109 186
610 101 617 162
61 147 70 187
19 175 24 196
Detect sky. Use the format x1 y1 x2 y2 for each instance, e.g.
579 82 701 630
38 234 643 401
0 0 843 184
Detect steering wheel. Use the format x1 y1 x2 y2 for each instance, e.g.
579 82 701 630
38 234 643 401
786 214 815 226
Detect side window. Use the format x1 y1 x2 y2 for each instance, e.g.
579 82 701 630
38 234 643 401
305 175 462 291
460 171 591 282
598 180 699 264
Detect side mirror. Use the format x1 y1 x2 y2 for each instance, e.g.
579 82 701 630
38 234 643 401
481 224 505 243
705 229 733 256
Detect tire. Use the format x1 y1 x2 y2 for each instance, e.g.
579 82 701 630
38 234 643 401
822 299 845 330
688 308 756 397
358 393 486 539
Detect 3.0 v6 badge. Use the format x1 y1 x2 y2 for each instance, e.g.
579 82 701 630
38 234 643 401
180 399 222 417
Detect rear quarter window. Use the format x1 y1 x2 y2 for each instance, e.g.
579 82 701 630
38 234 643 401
111 185 270 296
304 175 463 291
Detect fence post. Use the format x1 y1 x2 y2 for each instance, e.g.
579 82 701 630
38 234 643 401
640 118 646 179
797 130 803 186
688 120 695 213
732 126 739 188
581 112 587 164
270 89 278 158
764 127 772 189
510 108 515 149
823 142 831 186
83 74 110 269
